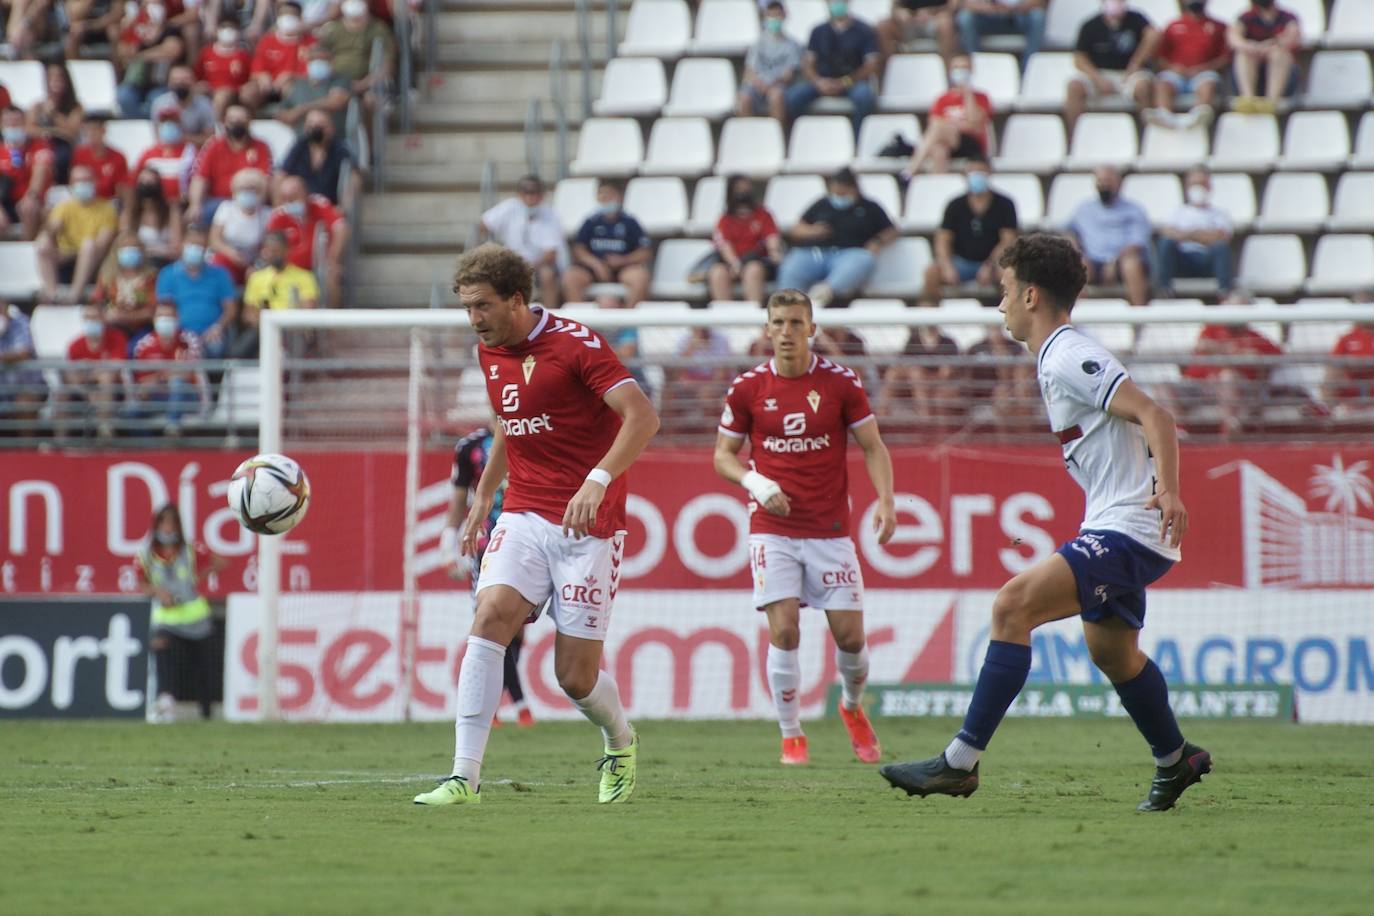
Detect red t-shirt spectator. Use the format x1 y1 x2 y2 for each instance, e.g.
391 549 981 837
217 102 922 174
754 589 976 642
1237 7 1300 43
196 44 252 90
0 137 55 203
266 195 344 269
250 32 314 81
193 134 273 199
119 0 185 48
930 89 994 153
72 145 131 199
68 327 130 361
1184 325 1281 381
714 206 780 261
0 86 10 109
1332 326 1374 400
136 140 196 201
1157 14 1229 69
133 327 204 382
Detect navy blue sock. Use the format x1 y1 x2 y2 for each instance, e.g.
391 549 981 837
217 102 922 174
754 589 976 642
1113 659 1185 762
955 640 1032 750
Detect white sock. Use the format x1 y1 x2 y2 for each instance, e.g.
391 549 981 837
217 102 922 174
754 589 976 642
1155 743 1184 768
835 646 869 710
451 635 506 788
767 645 804 738
569 671 633 750
944 736 982 772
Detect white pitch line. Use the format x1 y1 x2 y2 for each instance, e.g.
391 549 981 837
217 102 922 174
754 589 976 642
1 775 559 794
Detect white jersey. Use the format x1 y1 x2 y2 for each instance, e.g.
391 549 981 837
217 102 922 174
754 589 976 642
1036 325 1180 561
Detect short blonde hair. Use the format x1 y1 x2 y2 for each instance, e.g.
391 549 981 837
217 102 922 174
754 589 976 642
765 288 813 318
231 168 268 194
453 243 533 306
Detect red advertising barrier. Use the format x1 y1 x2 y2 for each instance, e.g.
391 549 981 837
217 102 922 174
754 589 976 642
4 444 1373 595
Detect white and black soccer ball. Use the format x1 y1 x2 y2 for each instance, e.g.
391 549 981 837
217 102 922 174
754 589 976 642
228 453 311 535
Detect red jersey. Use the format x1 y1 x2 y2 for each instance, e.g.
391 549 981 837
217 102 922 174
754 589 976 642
1332 326 1374 400
68 328 130 361
133 329 204 381
1157 14 1229 69
1184 325 1282 381
72 144 130 199
119 0 183 48
266 195 344 269
714 207 779 260
196 44 252 89
0 139 54 202
930 89 993 152
193 135 273 198
251 32 314 80
478 308 636 539
719 353 874 538
135 141 195 200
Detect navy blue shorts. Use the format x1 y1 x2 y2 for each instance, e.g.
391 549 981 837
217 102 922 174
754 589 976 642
1055 529 1174 629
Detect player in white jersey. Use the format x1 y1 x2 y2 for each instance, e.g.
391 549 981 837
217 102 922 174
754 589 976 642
881 233 1212 812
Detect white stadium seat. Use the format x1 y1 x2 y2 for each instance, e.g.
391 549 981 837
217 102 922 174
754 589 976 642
849 300 912 355
553 177 599 235
857 173 901 223
989 172 1044 227
625 177 689 235
708 299 766 352
0 60 45 109
1137 122 1209 171
1045 0 1098 49
1043 172 1096 228
864 237 932 298
1210 173 1257 231
662 58 737 120
901 174 965 232
28 305 82 360
1209 113 1280 172
687 175 726 235
1066 113 1137 170
1120 173 1182 228
1305 51 1374 109
650 238 714 299
691 0 759 56
1328 172 1374 231
1279 111 1349 171
1288 310 1352 354
619 0 692 58
206 367 261 428
68 60 118 114
1072 299 1135 354
783 0 827 46
1254 172 1329 232
854 114 920 173
1325 0 1374 49
971 53 1020 111
850 0 890 27
0 242 42 301
715 117 785 176
593 57 667 117
878 54 946 112
1237 234 1306 295
640 117 714 177
103 119 156 166
992 113 1066 173
1016 52 1075 110
1353 113 1374 169
1306 235 1374 296
763 174 826 231
784 116 854 173
1130 0 1181 26
250 120 297 166
570 118 643 176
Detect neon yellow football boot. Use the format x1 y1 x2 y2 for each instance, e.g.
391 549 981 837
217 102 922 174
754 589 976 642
413 775 481 807
596 730 639 804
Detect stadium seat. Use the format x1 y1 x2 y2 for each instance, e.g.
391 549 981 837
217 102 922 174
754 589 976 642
0 60 45 109
1306 235 1374 296
1208 113 1280 172
662 58 737 120
1351 113 1374 170
619 0 692 58
687 175 726 236
992 114 1066 173
553 177 599 236
0 242 41 301
1043 172 1096 228
593 57 667 117
1286 309 1352 354
1066 113 1137 170
901 173 965 232
1137 123 1209 172
103 119 156 165
864 237 932 298
650 238 713 299
854 114 921 173
708 299 766 352
570 118 644 176
784 116 854 173
1279 111 1349 171
971 53 1020 111
1120 173 1182 228
714 117 785 176
68 60 118 115
1327 173 1374 231
988 172 1045 227
1129 0 1181 26
625 177 689 235
782 0 827 47
1132 318 1197 386
1072 299 1135 353
1210 172 1257 231
1016 52 1075 111
206 367 262 428
640 117 714 177
1045 0 1098 49
848 300 912 355
1254 172 1329 232
1304 51 1374 109
1325 0 1374 49
857 173 901 224
878 54 946 112
690 0 759 55
250 120 297 166
850 0 890 27
763 174 826 231
1237 234 1306 295
28 304 81 357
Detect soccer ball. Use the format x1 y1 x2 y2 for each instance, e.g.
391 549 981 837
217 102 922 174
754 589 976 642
228 453 311 535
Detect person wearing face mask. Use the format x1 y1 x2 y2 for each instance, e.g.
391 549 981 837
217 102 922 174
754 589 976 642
209 167 270 283
0 105 55 240
0 301 46 437
1150 1 1230 128
738 1 803 121
132 302 210 431
478 174 564 309
123 165 186 264
1068 165 1153 307
246 2 316 109
94 234 160 344
116 0 188 118
904 54 994 176
1227 0 1301 113
133 111 197 205
150 65 219 146
138 504 226 722
1066 0 1159 137
65 0 128 63
277 45 352 136
784 0 881 137
235 230 318 357
62 304 129 437
563 179 654 308
923 157 1019 301
72 116 132 204
956 0 1046 72
36 164 120 302
709 175 783 304
319 0 396 92
281 109 357 206
186 104 273 226
776 167 897 307
196 18 253 119
1154 166 1233 298
26 63 84 186
155 227 239 356
876 1 957 69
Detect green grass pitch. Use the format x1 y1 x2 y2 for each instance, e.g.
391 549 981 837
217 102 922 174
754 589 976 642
3 718 1372 915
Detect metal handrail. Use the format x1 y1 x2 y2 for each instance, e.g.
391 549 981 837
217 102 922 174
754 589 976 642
606 0 619 60
369 36 390 190
524 98 543 178
423 0 439 97
396 2 414 135
574 0 594 119
465 160 498 249
550 39 570 181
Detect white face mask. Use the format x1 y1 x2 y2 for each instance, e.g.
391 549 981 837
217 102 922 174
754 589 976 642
276 13 301 35
217 26 239 45
949 67 971 87
342 0 367 18
1186 183 1210 206
145 2 165 23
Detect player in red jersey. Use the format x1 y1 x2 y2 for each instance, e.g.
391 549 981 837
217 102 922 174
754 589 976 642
715 289 896 766
415 244 659 809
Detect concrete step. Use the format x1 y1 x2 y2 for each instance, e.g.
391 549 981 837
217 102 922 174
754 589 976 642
438 0 628 11
359 192 482 251
432 10 621 43
385 128 570 166
421 68 598 106
432 40 612 69
411 101 582 132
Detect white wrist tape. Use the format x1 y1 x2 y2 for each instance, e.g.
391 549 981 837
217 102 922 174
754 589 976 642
741 470 782 505
440 526 461 559
586 468 613 488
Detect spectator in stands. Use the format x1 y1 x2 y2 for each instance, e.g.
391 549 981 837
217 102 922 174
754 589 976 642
0 105 54 239
1065 1 1158 136
738 2 802 121
155 227 238 356
125 166 185 263
36 164 120 302
208 167 270 283
277 45 352 136
878 297 961 422
26 62 83 184
135 111 197 204
269 175 349 307
1068 165 1152 307
116 0 187 118
598 295 650 395
187 104 273 227
131 302 208 429
776 167 897 307
957 0 1046 71
662 325 732 429
235 230 318 358
197 18 253 119
0 302 45 435
1181 292 1283 436
65 0 124 62
1323 291 1374 414
479 174 563 309
1154 166 1233 298
1150 0 1230 127
922 156 1018 301
877 1 957 67
902 54 992 176
8 0 53 57
244 2 314 111
1228 0 1300 114
72 116 132 206
785 0 880 137
562 179 653 308
967 324 1037 430
151 65 218 145
319 0 397 96
94 233 159 344
709 175 783 305
62 303 128 437
0 82 9 111
281 109 355 205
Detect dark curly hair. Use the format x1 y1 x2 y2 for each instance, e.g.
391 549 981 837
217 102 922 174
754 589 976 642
452 243 533 306
997 232 1087 313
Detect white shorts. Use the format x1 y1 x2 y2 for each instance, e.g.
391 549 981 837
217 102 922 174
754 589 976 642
748 534 865 612
476 511 625 641
1069 69 1152 100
